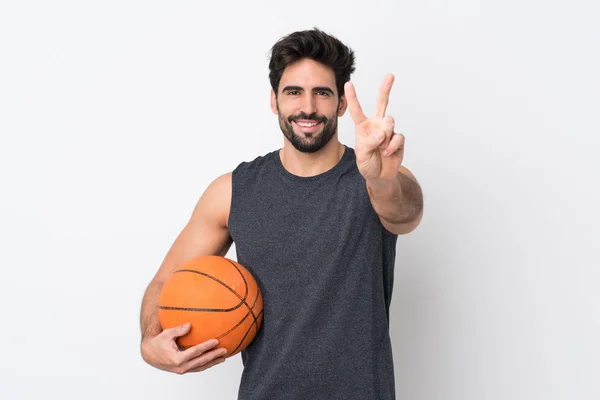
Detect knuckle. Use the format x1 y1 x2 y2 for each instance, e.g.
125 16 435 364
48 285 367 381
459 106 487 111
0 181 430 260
172 356 184 368
188 343 204 356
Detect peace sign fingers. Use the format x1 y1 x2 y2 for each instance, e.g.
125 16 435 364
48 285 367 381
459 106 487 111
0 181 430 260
374 73 395 119
350 73 403 181
344 81 368 126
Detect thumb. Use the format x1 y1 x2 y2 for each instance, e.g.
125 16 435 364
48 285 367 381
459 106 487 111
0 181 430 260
165 322 191 339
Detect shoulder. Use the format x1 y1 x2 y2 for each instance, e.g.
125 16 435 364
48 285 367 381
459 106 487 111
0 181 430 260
209 171 232 193
233 150 278 176
231 150 279 190
204 150 277 224
195 172 232 226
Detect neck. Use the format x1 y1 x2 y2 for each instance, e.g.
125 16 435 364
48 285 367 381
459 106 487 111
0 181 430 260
279 136 345 177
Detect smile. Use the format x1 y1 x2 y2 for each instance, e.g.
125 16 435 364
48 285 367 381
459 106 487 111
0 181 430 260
292 120 322 134
294 120 320 127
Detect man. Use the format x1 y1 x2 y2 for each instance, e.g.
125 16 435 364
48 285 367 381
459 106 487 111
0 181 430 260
140 28 424 399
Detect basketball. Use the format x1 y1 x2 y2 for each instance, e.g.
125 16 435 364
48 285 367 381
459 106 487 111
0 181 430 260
158 255 264 357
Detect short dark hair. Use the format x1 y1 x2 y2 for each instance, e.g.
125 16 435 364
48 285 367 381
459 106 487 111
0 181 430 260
268 28 355 99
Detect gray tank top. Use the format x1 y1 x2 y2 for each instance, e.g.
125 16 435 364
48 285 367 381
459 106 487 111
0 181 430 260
228 145 398 399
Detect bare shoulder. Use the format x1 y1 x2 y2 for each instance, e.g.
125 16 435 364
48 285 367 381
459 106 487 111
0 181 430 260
192 171 232 228
150 172 234 282
204 172 232 201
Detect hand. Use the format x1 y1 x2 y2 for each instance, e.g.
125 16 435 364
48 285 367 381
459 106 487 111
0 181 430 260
344 74 405 181
141 323 227 374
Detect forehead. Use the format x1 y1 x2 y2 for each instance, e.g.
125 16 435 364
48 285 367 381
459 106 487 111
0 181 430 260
279 58 337 92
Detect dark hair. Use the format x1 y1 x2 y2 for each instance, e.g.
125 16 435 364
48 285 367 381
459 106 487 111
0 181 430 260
268 28 355 99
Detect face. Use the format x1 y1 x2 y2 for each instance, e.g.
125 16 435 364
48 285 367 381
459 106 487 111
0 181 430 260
271 58 347 153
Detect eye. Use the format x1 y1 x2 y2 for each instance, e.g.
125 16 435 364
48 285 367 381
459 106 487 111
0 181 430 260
316 91 329 96
287 90 300 96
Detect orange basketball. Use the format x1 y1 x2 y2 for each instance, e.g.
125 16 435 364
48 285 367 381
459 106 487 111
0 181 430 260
158 255 263 357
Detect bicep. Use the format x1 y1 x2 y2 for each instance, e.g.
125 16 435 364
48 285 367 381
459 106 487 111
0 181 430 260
152 172 233 283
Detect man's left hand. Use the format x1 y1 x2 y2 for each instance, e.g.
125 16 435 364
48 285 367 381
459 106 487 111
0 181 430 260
344 74 405 181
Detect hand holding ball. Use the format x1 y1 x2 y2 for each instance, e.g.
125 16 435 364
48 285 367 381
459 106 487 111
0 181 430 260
158 256 264 358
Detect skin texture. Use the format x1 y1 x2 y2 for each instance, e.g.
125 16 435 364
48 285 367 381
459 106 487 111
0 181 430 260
270 58 349 178
140 172 233 374
140 58 423 375
344 75 424 233
273 59 346 154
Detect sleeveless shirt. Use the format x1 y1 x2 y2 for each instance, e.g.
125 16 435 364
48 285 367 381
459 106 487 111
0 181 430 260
228 145 398 399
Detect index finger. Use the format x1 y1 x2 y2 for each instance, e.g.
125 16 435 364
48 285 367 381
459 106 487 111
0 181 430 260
374 74 395 118
344 81 367 125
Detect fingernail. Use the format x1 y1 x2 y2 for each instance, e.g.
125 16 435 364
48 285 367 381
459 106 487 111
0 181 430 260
375 133 383 141
220 349 228 356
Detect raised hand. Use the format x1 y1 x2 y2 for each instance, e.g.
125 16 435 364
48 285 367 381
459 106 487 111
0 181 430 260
344 74 405 181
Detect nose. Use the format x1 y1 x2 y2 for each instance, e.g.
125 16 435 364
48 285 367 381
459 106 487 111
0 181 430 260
299 93 317 116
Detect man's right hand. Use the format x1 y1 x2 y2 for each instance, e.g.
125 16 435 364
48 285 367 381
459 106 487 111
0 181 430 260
141 323 228 374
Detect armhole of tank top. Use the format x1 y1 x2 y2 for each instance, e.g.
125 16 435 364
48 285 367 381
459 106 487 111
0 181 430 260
227 165 242 231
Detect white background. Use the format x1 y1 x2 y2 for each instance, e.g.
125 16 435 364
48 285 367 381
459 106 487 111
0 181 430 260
1 1 599 399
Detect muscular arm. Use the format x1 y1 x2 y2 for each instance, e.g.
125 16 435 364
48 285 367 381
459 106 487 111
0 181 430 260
140 172 233 340
366 165 424 235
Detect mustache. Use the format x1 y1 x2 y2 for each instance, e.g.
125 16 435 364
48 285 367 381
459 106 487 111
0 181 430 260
288 112 328 124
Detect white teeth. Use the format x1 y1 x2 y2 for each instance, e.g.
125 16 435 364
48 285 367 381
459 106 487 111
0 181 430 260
296 121 318 127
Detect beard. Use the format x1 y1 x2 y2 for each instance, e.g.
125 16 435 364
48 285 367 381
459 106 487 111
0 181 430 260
277 106 338 153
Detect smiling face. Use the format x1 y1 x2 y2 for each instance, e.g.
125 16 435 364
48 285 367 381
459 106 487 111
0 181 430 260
271 58 347 153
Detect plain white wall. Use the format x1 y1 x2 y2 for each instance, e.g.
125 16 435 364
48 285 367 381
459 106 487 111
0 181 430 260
1 0 598 399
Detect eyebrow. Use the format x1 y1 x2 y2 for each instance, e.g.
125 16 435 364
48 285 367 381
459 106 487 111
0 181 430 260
282 85 335 95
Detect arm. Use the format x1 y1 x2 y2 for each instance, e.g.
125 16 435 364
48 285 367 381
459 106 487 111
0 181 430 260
140 172 233 374
366 165 424 235
343 75 424 235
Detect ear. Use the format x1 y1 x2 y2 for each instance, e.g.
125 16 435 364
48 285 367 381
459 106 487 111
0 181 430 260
337 94 348 117
270 89 278 114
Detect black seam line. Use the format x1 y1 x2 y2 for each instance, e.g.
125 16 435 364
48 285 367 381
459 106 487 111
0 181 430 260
160 258 263 350
162 265 249 311
160 259 259 325
219 285 264 342
216 305 261 340
158 305 233 312
226 286 264 355
250 287 262 335
224 259 259 325
229 309 264 356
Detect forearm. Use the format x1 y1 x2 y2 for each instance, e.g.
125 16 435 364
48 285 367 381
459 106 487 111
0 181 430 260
140 280 164 340
366 170 423 225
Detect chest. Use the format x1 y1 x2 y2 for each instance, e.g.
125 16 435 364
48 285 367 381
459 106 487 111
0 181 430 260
232 176 378 259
